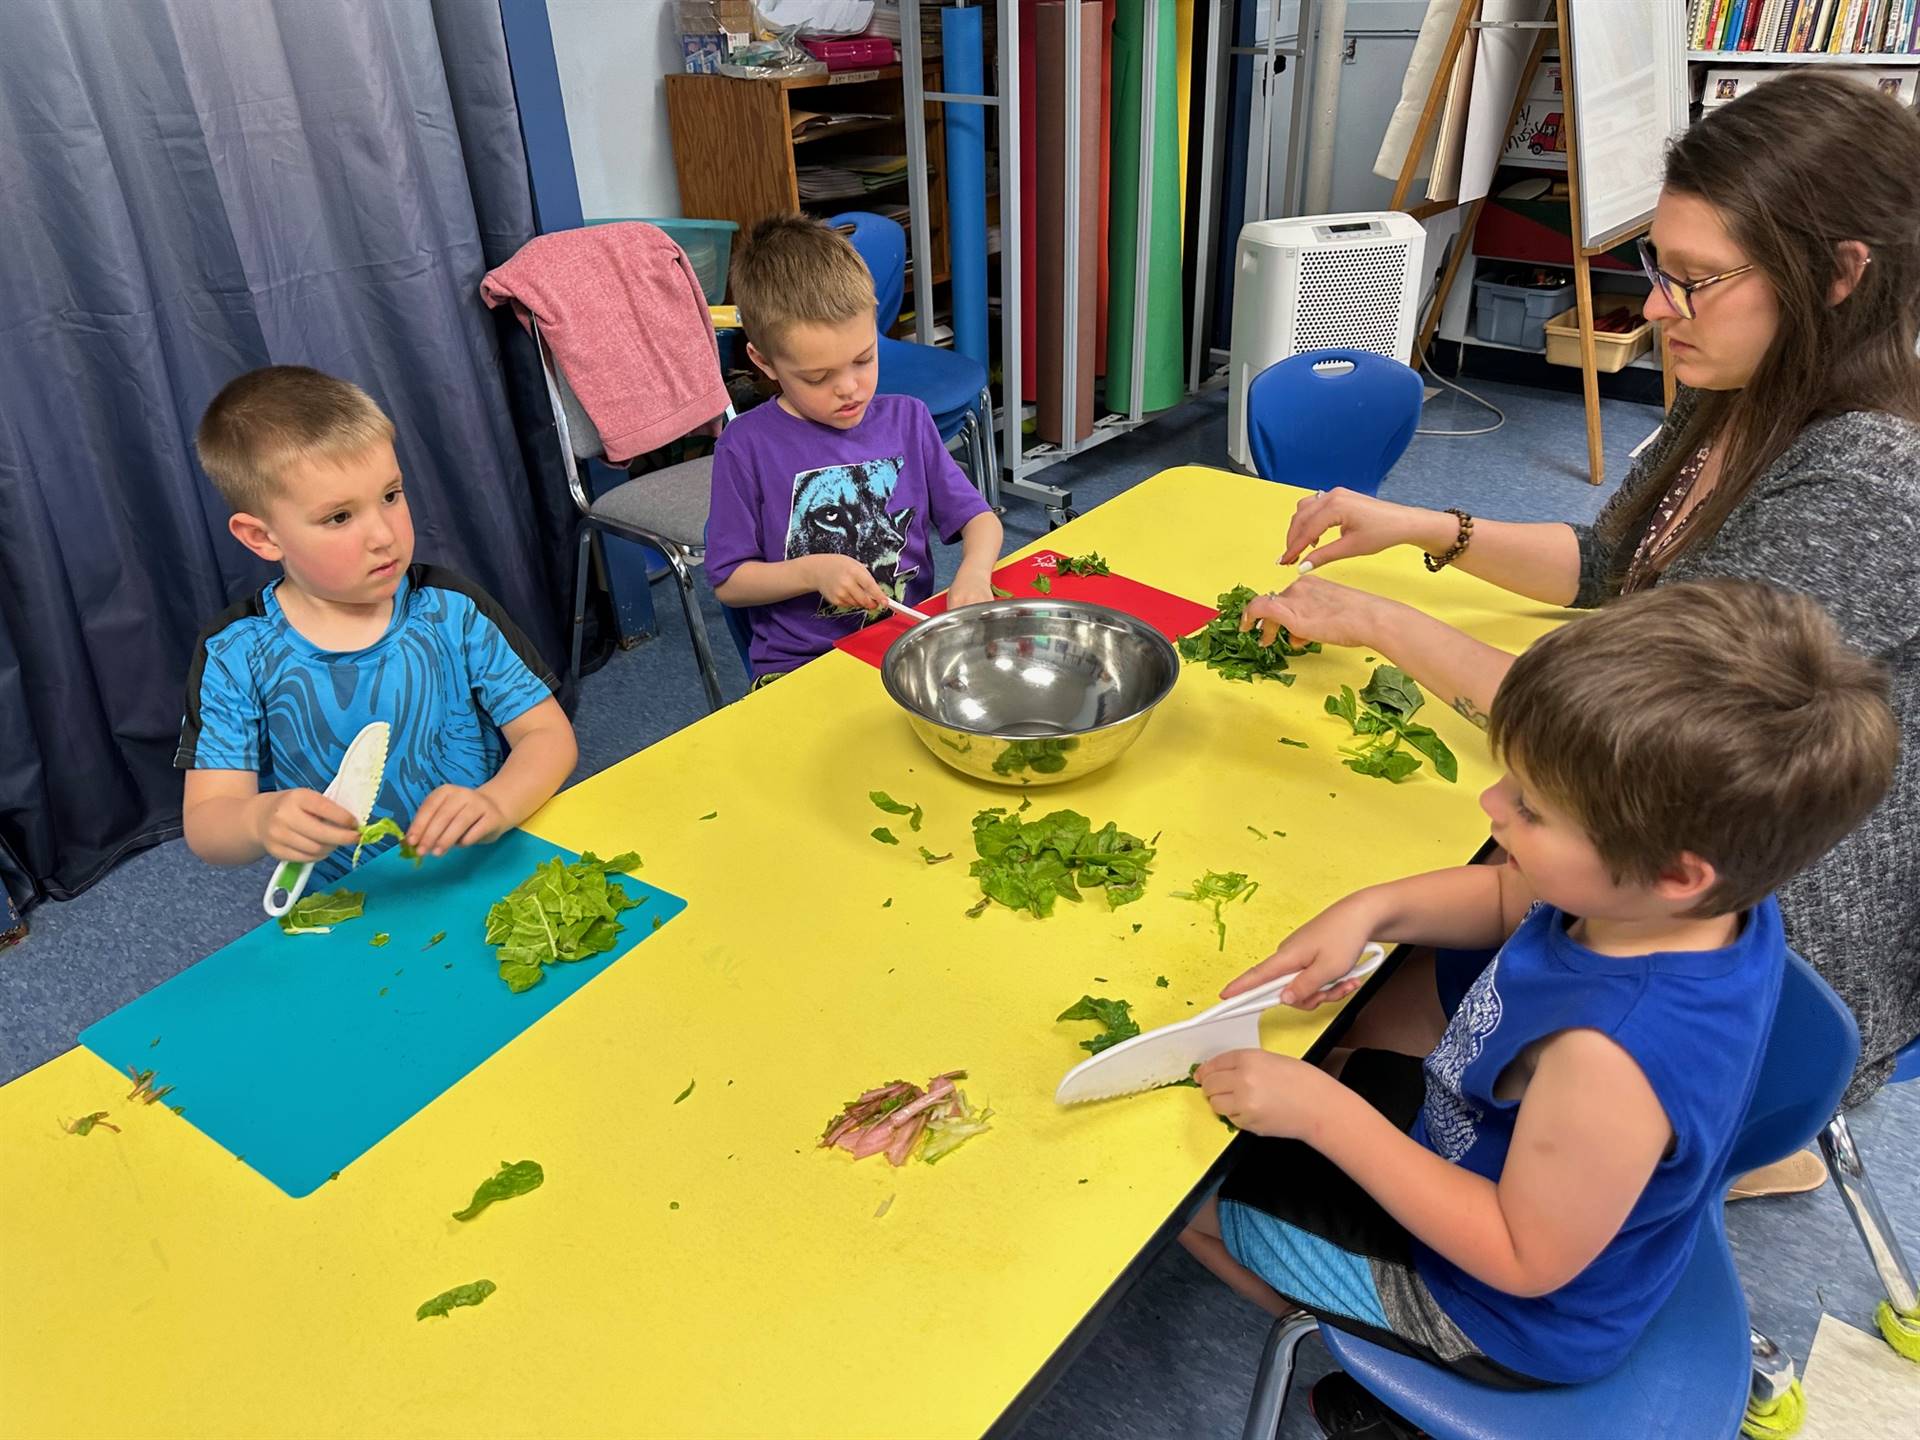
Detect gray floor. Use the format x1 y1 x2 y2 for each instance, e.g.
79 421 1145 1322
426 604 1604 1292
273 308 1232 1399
6 379 1914 1439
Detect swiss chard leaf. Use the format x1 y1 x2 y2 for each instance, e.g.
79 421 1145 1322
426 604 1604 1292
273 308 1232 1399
1056 552 1111 576
1032 574 1053 594
277 888 366 936
452 1159 544 1221
1057 995 1141 1054
869 791 914 816
871 826 900 846
1343 746 1422 783
1395 722 1459 782
1359 664 1425 720
969 807 1155 918
1177 585 1321 685
351 817 420 869
485 852 640 990
416 1278 496 1320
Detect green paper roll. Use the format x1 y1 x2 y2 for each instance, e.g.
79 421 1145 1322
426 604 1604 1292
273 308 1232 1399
1107 0 1184 412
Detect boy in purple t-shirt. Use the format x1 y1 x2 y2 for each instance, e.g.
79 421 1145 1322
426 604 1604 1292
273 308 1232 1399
708 215 1003 680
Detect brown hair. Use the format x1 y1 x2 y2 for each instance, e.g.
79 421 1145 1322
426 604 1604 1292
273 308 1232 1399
196 366 396 515
729 213 875 358
1488 580 1896 916
1603 71 1920 584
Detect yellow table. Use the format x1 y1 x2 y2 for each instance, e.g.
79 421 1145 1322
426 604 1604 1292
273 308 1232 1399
0 468 1567 1438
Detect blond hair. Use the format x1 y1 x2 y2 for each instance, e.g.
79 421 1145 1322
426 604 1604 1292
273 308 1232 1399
729 213 875 358
1488 580 1897 916
196 366 396 515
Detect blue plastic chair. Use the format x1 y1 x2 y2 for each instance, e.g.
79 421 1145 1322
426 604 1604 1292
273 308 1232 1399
1245 348 1425 496
828 211 999 505
1240 950 1860 1440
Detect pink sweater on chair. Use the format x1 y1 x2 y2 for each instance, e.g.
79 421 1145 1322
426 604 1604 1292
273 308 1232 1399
480 223 728 464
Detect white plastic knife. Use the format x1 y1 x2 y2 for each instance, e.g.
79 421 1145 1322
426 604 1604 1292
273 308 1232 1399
1054 944 1389 1105
261 720 391 917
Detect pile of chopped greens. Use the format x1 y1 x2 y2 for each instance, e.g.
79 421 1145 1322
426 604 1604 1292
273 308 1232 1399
452 1159 544 1221
1057 996 1140 1054
352 817 420 868
1056 552 1111 576
484 850 642 992
991 735 1078 777
819 1071 993 1166
278 888 366 936
1324 665 1458 784
1172 870 1261 951
1177 585 1321 684
969 807 1156 917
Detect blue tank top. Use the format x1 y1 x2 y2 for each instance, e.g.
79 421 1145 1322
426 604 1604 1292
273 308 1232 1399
1411 898 1784 1383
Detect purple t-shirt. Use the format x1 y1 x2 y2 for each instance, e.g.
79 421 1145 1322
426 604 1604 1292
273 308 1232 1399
706 394 991 676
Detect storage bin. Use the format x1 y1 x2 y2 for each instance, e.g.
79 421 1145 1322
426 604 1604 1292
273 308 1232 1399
587 217 738 305
1472 273 1569 350
1543 307 1653 373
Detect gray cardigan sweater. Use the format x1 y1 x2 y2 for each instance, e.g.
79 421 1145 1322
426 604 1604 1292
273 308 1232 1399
1573 393 1920 1104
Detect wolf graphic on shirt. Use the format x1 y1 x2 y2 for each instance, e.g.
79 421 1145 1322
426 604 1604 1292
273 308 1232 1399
782 455 918 619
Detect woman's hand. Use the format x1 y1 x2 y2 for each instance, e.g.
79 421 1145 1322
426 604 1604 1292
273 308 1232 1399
1239 575 1405 652
1222 898 1384 1009
1283 488 1452 568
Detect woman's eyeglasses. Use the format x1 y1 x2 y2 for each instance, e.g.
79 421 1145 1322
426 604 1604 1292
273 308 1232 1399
1637 238 1753 321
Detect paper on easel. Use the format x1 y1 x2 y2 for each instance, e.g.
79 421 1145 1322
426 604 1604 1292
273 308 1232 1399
1458 0 1552 205
1374 0 1469 181
1427 23 1480 203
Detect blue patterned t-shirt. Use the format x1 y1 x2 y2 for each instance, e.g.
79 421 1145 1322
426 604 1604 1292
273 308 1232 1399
177 566 556 882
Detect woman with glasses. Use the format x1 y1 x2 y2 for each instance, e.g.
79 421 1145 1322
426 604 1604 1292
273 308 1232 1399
1235 70 1920 1126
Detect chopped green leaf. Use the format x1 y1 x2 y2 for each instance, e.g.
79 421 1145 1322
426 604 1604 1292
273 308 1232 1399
1247 825 1267 840
416 1279 496 1320
150 1036 161 1048
871 826 900 846
969 806 1157 918
422 931 447 951
1057 995 1141 1054
669 1201 680 1211
1056 552 1111 577
908 804 923 832
699 811 718 821
1278 737 1309 749
1131 923 1142 933
1032 574 1053 594
882 898 893 909
452 1159 544 1221
673 1079 695 1105
64 1111 117 1136
991 736 1077 776
965 897 990 918
917 846 953 865
1177 585 1321 684
351 817 420 869
991 584 1013 599
370 932 391 948
1164 1064 1203 1090
1323 666 1456 784
921 1089 994 1163
483 851 642 992
378 987 388 996
869 791 914 816
1171 870 1260 951
1155 975 1170 988
277 888 366 936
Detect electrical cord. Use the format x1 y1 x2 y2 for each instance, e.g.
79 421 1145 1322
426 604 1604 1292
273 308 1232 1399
1416 357 1506 437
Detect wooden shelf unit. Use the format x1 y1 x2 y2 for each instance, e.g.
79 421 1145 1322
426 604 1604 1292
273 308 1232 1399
664 64 951 291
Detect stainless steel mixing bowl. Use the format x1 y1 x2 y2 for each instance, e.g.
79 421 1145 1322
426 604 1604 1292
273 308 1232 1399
879 599 1181 786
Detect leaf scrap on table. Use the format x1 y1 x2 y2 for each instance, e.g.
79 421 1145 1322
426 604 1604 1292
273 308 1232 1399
416 1278 497 1320
969 807 1156 918
1324 665 1458 784
673 1079 696 1104
125 1065 173 1106
484 851 642 993
277 887 366 936
869 791 923 832
819 1071 993 1166
351 817 420 869
1031 574 1053 595
1056 552 1111 577
871 826 899 846
452 1159 545 1222
917 845 952 865
1177 585 1321 684
1172 870 1261 952
1057 996 1141 1054
422 931 447 951
63 1111 119 1136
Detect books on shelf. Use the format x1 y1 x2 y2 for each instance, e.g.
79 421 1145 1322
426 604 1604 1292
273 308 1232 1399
1687 0 1920 50
796 152 913 201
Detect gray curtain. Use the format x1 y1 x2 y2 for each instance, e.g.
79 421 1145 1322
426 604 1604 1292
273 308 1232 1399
0 0 572 905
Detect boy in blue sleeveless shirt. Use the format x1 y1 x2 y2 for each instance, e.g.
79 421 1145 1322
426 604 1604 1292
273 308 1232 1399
1181 581 1895 1400
178 367 577 884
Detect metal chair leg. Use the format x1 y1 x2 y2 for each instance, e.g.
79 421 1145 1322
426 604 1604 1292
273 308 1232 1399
1241 1314 1319 1440
1819 1110 1920 1317
1749 1328 1797 1406
1745 1328 1807 1437
976 387 1003 512
568 523 594 694
665 547 725 713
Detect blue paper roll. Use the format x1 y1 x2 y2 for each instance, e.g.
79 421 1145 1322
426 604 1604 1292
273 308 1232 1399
942 5 989 370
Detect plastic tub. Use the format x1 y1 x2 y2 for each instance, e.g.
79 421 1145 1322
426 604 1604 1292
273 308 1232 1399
1543 308 1653 373
587 217 738 305
1472 273 1570 350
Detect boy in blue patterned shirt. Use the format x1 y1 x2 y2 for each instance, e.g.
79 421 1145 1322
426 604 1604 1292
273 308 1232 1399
179 366 576 884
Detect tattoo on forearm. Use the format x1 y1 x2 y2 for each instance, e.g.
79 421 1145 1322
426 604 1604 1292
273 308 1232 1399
1452 696 1490 731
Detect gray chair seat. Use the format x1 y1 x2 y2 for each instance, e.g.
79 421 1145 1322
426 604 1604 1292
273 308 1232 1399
589 454 714 551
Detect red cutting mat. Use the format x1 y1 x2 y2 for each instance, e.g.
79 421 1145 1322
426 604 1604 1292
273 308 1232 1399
833 550 1218 670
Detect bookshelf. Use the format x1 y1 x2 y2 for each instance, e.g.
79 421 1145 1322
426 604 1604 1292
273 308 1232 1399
1688 0 1920 61
1689 48 1920 61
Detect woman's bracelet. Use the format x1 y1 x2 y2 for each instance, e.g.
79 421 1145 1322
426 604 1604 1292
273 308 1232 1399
1423 508 1475 572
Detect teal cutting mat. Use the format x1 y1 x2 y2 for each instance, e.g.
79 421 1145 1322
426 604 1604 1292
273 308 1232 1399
79 830 684 1197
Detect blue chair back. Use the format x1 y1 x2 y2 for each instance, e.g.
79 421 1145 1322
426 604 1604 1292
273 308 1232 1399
828 211 907 331
1246 348 1425 496
1313 950 1857 1440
